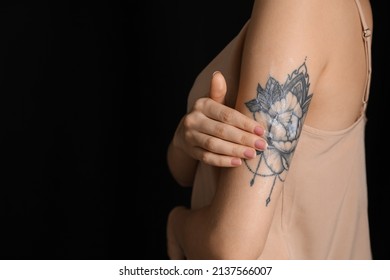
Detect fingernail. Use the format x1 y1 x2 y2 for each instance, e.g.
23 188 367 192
244 149 256 159
212 70 220 76
255 139 267 150
231 158 242 166
254 126 264 136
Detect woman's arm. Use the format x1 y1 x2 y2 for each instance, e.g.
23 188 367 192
168 0 331 259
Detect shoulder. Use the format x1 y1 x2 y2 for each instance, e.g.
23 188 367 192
239 0 372 130
242 0 334 93
248 0 372 45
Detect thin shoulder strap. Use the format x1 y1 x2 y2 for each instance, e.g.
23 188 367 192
354 0 372 112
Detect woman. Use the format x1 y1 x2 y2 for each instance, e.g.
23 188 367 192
167 0 373 259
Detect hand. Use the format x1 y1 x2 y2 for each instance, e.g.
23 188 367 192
172 71 267 167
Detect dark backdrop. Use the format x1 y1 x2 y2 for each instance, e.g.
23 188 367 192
0 0 388 260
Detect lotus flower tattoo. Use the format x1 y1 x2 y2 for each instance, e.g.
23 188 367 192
244 62 312 206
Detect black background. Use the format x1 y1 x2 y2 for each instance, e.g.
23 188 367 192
0 0 388 260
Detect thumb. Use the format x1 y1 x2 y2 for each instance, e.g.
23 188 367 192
210 71 227 104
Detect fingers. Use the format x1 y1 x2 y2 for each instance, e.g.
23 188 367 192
186 115 267 151
191 145 245 167
209 71 227 104
186 128 264 167
193 97 266 137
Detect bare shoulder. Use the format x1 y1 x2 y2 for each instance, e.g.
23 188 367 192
246 0 373 130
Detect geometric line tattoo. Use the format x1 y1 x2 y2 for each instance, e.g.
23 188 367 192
244 61 313 206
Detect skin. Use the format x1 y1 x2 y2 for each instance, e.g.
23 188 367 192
167 0 373 259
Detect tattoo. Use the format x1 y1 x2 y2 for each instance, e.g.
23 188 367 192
244 62 312 206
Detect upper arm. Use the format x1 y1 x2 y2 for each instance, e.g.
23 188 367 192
207 0 330 259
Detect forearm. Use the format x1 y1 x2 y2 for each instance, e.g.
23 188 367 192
169 206 237 260
169 192 268 260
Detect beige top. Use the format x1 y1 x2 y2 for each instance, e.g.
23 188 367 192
188 0 372 259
